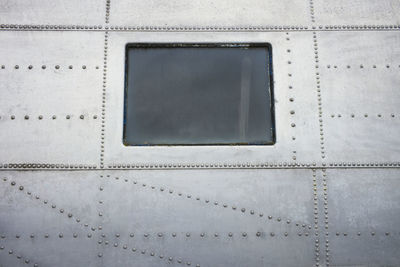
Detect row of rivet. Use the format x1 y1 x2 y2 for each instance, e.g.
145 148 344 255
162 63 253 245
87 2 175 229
100 32 108 168
107 162 317 169
333 231 396 236
98 174 105 232
327 64 400 69
313 32 325 159
103 174 312 230
330 113 397 118
1 231 315 240
322 170 329 266
313 170 320 266
106 162 400 169
0 65 97 70
99 240 201 267
1 24 400 31
105 0 111 24
0 163 97 169
309 0 315 23
0 114 97 120
0 162 399 169
0 24 101 30
0 245 38 266
286 33 297 161
320 25 400 30
3 178 97 230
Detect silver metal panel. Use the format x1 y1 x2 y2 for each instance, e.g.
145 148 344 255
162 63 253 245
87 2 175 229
0 171 102 267
104 31 321 167
0 0 105 25
314 0 400 25
318 31 400 164
0 169 315 266
109 0 311 27
326 169 400 266
0 31 103 165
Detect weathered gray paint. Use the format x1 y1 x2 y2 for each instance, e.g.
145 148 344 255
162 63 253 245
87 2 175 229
0 0 399 266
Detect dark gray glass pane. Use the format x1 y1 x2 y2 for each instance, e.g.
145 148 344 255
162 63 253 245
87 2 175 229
124 44 274 145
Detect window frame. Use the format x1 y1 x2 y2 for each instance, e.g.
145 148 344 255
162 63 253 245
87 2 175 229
123 42 276 146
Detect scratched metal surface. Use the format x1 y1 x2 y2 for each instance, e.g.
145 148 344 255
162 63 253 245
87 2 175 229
0 0 400 266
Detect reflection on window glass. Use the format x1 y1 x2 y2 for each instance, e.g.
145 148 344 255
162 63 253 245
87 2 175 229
124 44 275 145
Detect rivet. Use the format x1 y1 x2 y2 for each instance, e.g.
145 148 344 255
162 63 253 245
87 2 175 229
11 181 16 186
19 185 24 190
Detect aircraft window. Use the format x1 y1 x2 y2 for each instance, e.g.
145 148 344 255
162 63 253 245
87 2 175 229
123 43 275 145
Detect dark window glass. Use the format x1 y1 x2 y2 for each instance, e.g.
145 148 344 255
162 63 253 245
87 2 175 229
124 43 275 145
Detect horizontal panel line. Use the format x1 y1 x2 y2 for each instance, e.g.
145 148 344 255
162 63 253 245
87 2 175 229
0 164 399 171
0 24 400 33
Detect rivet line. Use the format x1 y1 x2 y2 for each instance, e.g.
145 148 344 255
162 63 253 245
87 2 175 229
326 64 400 69
312 31 325 159
0 114 98 121
286 32 297 160
109 175 312 230
0 244 38 266
105 0 111 24
313 169 320 266
1 24 400 32
0 64 98 70
100 31 108 169
309 0 316 23
330 113 397 119
322 169 329 266
0 162 400 170
3 179 95 231
100 239 200 267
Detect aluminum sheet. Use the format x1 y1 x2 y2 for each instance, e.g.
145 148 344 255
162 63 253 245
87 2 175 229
314 0 400 25
104 31 321 167
0 31 103 165
326 168 400 266
109 0 311 27
318 31 400 164
0 0 105 26
0 169 315 267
